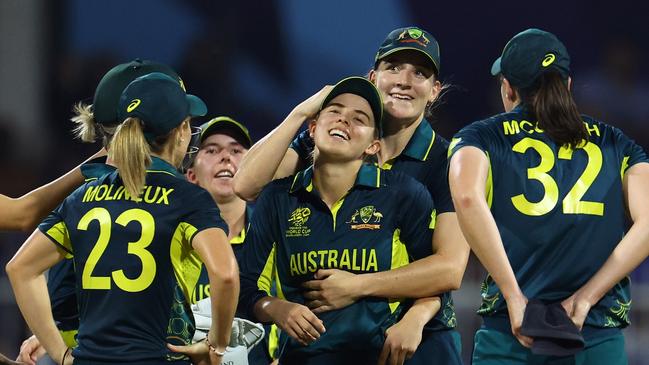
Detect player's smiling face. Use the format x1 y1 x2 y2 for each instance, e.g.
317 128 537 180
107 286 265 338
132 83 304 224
371 50 440 124
186 133 247 202
310 93 379 161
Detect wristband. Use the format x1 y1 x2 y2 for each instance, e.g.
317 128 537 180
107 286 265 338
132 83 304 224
204 333 226 356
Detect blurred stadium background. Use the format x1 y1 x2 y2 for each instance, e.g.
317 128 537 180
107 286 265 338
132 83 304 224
1 0 647 363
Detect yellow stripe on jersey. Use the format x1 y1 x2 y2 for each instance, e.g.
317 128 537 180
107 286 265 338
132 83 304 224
230 224 246 245
422 130 436 161
485 152 494 208
389 229 408 313
170 222 203 303
257 242 277 295
429 209 437 229
268 324 280 360
621 156 630 181
61 329 78 348
330 197 345 231
46 222 73 258
381 159 395 170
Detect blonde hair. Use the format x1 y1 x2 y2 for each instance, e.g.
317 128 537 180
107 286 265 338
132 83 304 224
108 117 152 198
70 102 97 142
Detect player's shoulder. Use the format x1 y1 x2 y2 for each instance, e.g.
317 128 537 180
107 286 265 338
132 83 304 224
380 169 429 197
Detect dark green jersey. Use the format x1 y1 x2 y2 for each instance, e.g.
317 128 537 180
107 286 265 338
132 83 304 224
39 157 228 365
239 164 435 358
47 157 116 340
449 106 649 329
291 120 457 330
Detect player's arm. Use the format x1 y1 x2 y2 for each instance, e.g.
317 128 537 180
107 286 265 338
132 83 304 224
562 162 649 328
352 212 468 298
379 297 441 365
448 146 531 347
303 177 468 309
253 296 325 347
0 149 106 232
5 229 70 365
232 86 332 201
193 228 239 353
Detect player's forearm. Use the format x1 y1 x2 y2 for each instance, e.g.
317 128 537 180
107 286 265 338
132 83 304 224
576 219 649 306
401 297 442 328
0 149 105 231
6 269 67 363
253 296 289 324
359 255 463 298
360 214 468 298
233 111 305 201
208 269 239 350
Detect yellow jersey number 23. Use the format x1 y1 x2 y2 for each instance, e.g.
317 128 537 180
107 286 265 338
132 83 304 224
77 207 157 292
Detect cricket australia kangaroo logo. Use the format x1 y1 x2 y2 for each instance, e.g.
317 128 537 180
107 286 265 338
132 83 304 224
348 205 382 230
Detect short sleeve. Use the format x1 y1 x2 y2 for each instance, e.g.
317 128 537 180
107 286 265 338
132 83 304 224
613 127 649 173
447 121 491 159
426 136 454 214
39 204 73 258
181 187 229 247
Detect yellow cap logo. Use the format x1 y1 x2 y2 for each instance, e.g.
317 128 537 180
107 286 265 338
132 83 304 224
127 99 141 112
542 53 556 67
178 78 187 92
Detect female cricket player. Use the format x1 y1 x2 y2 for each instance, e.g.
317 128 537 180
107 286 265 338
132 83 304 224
448 28 649 365
7 72 238 365
233 26 467 364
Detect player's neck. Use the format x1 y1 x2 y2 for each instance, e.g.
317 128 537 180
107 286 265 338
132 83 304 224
378 113 424 163
215 197 247 240
312 159 362 209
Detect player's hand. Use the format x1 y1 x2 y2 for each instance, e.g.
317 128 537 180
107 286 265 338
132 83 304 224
269 301 325 346
167 341 222 365
561 294 592 330
505 293 533 348
377 319 423 365
292 85 335 120
16 335 45 365
303 269 361 313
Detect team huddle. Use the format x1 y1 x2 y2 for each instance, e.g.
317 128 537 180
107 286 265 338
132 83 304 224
1 26 648 365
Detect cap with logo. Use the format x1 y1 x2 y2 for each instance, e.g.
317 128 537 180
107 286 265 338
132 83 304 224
320 76 384 137
200 116 252 149
118 72 207 141
93 59 183 126
491 28 570 89
375 27 440 75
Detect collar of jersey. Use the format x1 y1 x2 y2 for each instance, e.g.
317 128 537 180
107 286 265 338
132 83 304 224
289 163 382 194
147 156 184 178
400 118 436 161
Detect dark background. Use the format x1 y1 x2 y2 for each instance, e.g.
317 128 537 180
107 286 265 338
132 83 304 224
1 0 648 363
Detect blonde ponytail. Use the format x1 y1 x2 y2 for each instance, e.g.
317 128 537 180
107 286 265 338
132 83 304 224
70 102 97 142
109 117 152 199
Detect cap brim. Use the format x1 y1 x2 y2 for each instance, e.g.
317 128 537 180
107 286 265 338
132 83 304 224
321 77 383 135
377 47 439 74
187 94 207 117
491 57 502 76
200 117 252 148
